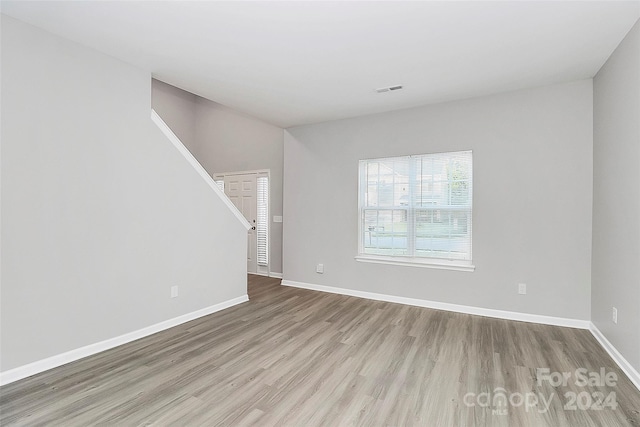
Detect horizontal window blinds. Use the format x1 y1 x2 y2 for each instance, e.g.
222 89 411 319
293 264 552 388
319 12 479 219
359 150 472 262
257 176 269 266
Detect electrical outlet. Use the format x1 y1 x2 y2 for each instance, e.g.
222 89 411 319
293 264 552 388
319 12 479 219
171 286 179 298
518 283 527 295
316 264 324 274
612 307 617 324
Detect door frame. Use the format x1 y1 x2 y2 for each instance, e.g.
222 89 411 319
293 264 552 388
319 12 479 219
213 169 270 277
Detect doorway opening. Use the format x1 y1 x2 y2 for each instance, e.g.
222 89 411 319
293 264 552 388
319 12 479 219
213 170 270 276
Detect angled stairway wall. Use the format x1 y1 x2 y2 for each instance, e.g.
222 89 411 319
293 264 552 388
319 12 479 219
0 15 249 383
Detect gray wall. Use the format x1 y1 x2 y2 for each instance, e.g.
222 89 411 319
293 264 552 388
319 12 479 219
194 98 284 275
284 80 593 320
1 16 247 371
151 79 198 152
592 20 640 372
150 81 285 275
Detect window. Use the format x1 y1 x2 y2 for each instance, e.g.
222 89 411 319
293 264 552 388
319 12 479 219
256 176 269 266
357 150 473 271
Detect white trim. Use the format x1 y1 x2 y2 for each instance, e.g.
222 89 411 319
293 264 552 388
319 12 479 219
589 323 640 391
282 281 640 389
249 272 269 278
248 271 282 279
0 295 248 386
213 169 271 275
281 280 590 329
355 255 475 272
213 168 270 177
151 110 250 231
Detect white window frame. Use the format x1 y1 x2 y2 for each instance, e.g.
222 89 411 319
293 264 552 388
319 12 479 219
356 151 475 272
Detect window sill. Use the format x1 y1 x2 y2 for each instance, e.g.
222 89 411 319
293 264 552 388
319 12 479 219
355 255 475 272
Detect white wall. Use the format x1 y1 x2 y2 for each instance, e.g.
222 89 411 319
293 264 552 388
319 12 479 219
0 16 247 372
284 80 593 321
592 20 640 373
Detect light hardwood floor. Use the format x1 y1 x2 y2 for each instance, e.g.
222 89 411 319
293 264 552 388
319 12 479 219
1 275 639 426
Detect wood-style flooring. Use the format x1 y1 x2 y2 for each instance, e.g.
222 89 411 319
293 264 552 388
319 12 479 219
1 275 639 426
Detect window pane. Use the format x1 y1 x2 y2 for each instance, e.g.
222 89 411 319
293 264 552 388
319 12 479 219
415 208 471 260
359 151 472 262
449 156 472 206
363 158 410 208
363 209 408 256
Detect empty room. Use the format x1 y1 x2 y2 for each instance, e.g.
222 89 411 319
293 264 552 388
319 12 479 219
1 1 639 426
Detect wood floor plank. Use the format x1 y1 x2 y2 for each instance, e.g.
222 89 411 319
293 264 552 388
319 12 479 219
2 274 639 426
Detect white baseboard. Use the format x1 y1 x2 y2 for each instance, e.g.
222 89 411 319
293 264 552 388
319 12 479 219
250 272 269 277
589 323 640 391
281 280 590 329
281 280 640 391
248 272 282 279
0 295 248 386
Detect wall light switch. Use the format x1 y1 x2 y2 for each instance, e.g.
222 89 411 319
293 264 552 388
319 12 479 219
518 283 527 295
612 307 618 324
316 264 324 274
171 286 179 298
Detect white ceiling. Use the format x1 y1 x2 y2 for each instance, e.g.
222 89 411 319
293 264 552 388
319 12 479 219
2 1 639 128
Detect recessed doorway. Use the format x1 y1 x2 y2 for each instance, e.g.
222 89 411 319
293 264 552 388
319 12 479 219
214 170 269 276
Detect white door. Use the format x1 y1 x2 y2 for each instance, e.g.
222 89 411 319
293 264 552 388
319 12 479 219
224 174 257 273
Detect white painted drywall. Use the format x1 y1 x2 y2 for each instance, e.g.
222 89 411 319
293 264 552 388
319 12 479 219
284 80 593 320
592 19 640 373
0 15 248 372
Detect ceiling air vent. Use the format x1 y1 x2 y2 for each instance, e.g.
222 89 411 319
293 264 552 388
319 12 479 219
376 85 403 93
